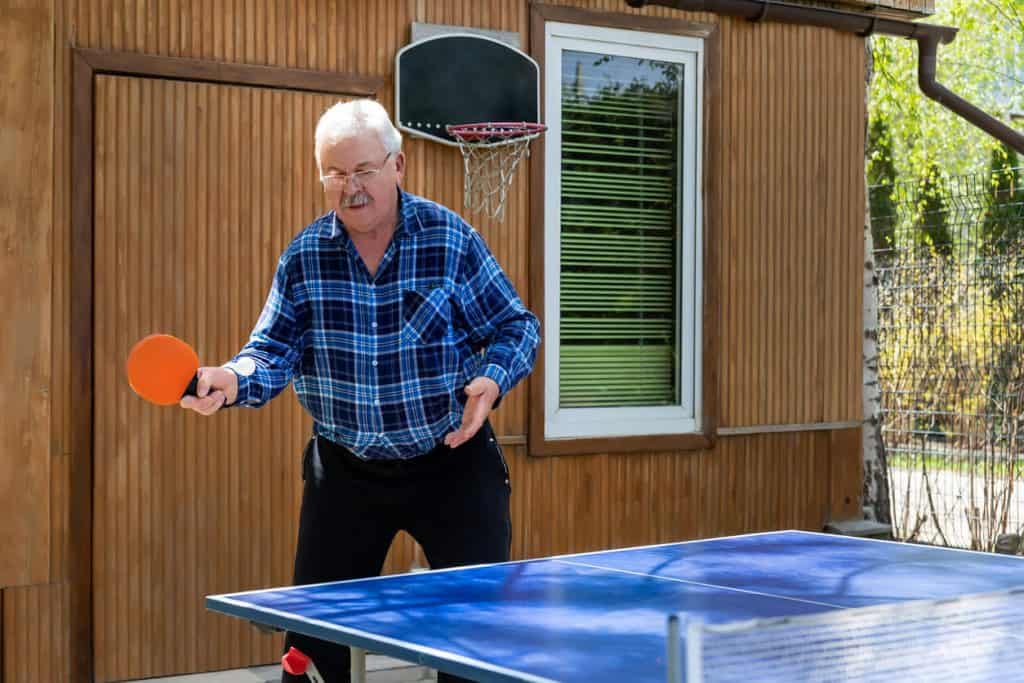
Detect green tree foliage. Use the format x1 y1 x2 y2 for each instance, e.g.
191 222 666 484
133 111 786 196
869 117 900 253
978 143 1024 424
869 2 1024 549
868 0 1024 185
914 161 954 257
980 143 1024 258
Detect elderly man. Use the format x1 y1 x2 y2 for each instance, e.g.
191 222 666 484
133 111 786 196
180 98 540 682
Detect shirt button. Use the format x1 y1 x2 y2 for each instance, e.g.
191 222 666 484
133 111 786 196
371 321 378 329
374 399 380 406
372 360 378 367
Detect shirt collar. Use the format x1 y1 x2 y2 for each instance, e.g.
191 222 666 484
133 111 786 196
321 188 425 241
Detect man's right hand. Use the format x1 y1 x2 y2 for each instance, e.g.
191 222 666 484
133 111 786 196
179 366 239 415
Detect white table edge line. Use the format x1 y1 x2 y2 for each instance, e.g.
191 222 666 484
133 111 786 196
553 560 845 609
207 596 559 683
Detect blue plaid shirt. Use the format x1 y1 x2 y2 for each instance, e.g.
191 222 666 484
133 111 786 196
225 190 540 460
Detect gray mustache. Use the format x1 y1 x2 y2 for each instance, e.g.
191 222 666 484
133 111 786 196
341 192 370 208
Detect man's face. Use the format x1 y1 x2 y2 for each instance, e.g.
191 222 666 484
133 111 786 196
319 133 405 235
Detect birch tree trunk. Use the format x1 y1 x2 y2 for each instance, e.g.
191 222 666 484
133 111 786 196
862 41 891 525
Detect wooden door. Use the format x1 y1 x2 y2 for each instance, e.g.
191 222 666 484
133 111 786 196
92 75 423 681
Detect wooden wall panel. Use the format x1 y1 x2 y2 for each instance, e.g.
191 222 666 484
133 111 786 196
3 583 71 683
53 0 864 466
53 0 74 593
716 17 864 429
829 425 865 521
54 0 546 465
505 429 846 561
19 0 872 679
0 1 53 589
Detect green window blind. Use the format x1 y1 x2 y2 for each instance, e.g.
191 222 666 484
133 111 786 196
559 50 682 408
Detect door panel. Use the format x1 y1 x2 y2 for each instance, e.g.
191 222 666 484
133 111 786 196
92 75 423 681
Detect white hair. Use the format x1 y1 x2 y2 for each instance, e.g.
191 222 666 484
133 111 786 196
314 99 403 170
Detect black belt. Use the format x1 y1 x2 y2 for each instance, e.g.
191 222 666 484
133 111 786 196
315 420 491 478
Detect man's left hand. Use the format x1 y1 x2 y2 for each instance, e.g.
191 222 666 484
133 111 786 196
445 376 501 449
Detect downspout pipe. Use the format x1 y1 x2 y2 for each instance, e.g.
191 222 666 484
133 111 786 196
914 32 1024 154
626 0 1024 154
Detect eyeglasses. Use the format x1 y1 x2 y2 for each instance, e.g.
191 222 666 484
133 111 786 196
320 152 392 191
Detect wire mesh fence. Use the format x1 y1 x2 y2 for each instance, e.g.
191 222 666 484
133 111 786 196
873 164 1024 551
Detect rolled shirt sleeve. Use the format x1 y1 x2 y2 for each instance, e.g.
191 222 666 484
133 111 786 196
223 255 302 408
457 228 540 397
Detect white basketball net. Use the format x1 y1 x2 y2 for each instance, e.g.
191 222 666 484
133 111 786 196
448 124 545 221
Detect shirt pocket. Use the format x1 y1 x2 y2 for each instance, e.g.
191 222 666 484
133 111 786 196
401 286 452 346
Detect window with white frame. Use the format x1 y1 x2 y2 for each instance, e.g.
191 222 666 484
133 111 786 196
543 22 703 440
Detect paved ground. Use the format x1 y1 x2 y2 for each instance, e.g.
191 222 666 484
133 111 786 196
890 463 1024 550
129 655 436 682
131 665 279 682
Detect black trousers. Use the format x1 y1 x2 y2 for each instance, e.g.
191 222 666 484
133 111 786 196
281 421 512 683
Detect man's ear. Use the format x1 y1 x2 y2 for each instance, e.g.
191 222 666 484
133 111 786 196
394 151 406 181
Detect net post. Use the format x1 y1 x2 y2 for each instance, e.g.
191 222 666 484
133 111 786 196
666 614 682 683
685 617 704 683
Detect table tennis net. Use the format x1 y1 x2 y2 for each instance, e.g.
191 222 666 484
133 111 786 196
684 587 1024 682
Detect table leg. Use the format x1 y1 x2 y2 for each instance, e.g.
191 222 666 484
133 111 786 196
351 646 367 683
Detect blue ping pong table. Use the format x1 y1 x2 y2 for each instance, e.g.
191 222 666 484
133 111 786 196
206 530 1024 682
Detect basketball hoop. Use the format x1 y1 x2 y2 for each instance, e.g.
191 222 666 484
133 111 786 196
446 122 546 221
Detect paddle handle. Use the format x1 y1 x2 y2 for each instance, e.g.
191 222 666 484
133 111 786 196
182 373 199 399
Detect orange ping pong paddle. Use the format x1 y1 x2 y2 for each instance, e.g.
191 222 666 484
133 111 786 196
125 333 201 406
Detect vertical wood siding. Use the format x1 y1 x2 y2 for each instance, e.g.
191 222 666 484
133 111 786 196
0 1 53 590
3 1 867 680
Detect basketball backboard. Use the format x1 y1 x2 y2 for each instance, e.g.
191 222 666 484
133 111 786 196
395 33 542 147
